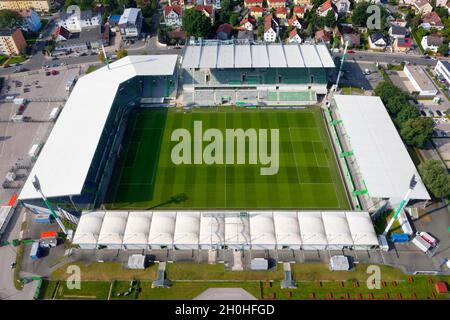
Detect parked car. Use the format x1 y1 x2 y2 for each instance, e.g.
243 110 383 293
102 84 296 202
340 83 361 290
51 69 57 75
420 110 426 116
436 110 443 116
347 50 355 54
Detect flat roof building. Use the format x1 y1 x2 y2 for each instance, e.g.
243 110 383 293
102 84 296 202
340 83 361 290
403 64 438 97
434 60 450 87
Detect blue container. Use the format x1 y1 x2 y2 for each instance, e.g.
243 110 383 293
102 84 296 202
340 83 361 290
390 233 410 243
34 214 52 224
30 242 41 260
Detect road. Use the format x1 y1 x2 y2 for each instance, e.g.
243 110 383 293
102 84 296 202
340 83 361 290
0 207 37 300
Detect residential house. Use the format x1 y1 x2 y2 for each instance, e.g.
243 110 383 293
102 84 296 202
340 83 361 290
267 0 285 8
119 8 143 40
391 19 407 27
195 5 215 23
315 29 332 43
164 6 183 27
204 0 221 9
54 25 103 54
332 0 350 15
183 0 196 8
239 17 255 31
412 0 433 14
420 12 445 30
249 6 264 18
17 9 41 33
317 0 337 18
108 15 121 28
341 33 360 47
288 15 302 29
368 32 387 49
58 10 101 33
275 7 288 19
244 0 263 8
0 0 50 12
264 13 278 42
288 28 302 43
389 25 407 39
393 37 412 52
216 23 233 40
53 26 71 41
0 28 26 56
421 35 443 52
294 0 312 7
434 60 450 86
293 6 306 18
435 0 447 6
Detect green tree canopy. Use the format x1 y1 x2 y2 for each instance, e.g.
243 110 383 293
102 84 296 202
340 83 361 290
116 48 128 59
182 8 212 38
324 9 336 28
400 117 434 148
437 42 449 56
418 160 450 198
396 104 420 125
0 10 22 29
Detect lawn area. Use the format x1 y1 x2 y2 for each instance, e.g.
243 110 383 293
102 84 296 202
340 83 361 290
104 107 349 210
6 56 27 65
86 65 100 73
166 262 284 281
50 262 158 281
340 86 364 95
0 55 8 66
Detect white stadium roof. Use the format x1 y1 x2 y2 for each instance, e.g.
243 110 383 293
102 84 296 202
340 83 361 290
224 214 251 245
182 43 335 69
19 55 178 200
249 212 276 246
273 212 302 246
148 211 176 245
173 211 201 246
123 211 152 246
97 211 128 245
73 211 105 245
297 212 327 245
199 213 225 246
333 95 430 200
322 211 353 245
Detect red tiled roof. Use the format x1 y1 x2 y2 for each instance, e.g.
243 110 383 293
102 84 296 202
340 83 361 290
397 37 412 48
315 29 332 41
318 0 332 12
245 0 263 3
269 0 285 3
422 11 443 25
195 5 213 15
164 5 182 17
217 23 233 34
250 6 264 12
294 5 306 13
276 7 288 14
288 15 298 26
264 13 274 32
289 28 299 39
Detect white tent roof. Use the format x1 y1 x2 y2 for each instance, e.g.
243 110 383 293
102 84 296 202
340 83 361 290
73 211 105 245
123 211 152 245
173 212 201 245
333 95 430 200
224 214 251 245
97 211 128 245
297 212 327 245
19 55 178 200
322 211 353 245
199 213 225 245
273 211 302 246
345 211 379 246
148 211 176 245
249 212 276 245
182 43 335 69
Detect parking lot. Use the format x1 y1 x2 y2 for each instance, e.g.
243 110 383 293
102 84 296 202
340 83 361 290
0 67 81 206
338 60 383 90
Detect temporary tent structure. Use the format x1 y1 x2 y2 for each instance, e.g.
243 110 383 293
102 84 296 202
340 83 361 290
73 211 105 249
249 211 276 250
298 212 327 250
173 211 201 250
199 213 225 250
322 211 353 250
123 211 152 250
224 213 251 250
273 211 302 250
97 211 128 249
345 211 379 249
148 211 176 249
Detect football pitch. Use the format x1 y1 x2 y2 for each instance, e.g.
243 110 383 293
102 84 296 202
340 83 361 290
104 107 349 210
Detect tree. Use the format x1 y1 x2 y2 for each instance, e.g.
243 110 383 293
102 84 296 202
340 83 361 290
396 104 420 125
400 117 434 148
116 48 128 59
257 17 264 39
182 8 212 38
324 10 336 28
386 95 409 115
418 160 450 198
0 10 22 29
351 2 371 27
98 51 106 63
437 42 449 56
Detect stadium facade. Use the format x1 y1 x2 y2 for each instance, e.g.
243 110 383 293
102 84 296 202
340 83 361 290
18 55 179 217
181 40 335 106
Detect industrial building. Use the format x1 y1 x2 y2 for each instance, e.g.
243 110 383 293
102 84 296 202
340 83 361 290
181 40 335 105
327 95 430 214
18 55 179 216
73 211 379 250
403 64 438 97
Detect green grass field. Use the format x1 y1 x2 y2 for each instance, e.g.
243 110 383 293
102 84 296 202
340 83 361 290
104 106 349 210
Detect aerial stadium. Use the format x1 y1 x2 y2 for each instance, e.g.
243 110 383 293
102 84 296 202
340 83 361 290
17 40 430 252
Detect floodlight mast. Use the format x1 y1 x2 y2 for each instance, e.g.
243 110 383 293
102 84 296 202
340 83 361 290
383 175 417 236
335 41 349 88
32 175 68 235
101 41 110 70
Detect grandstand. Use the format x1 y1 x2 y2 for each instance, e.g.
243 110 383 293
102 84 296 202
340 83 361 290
181 40 335 106
18 56 178 216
